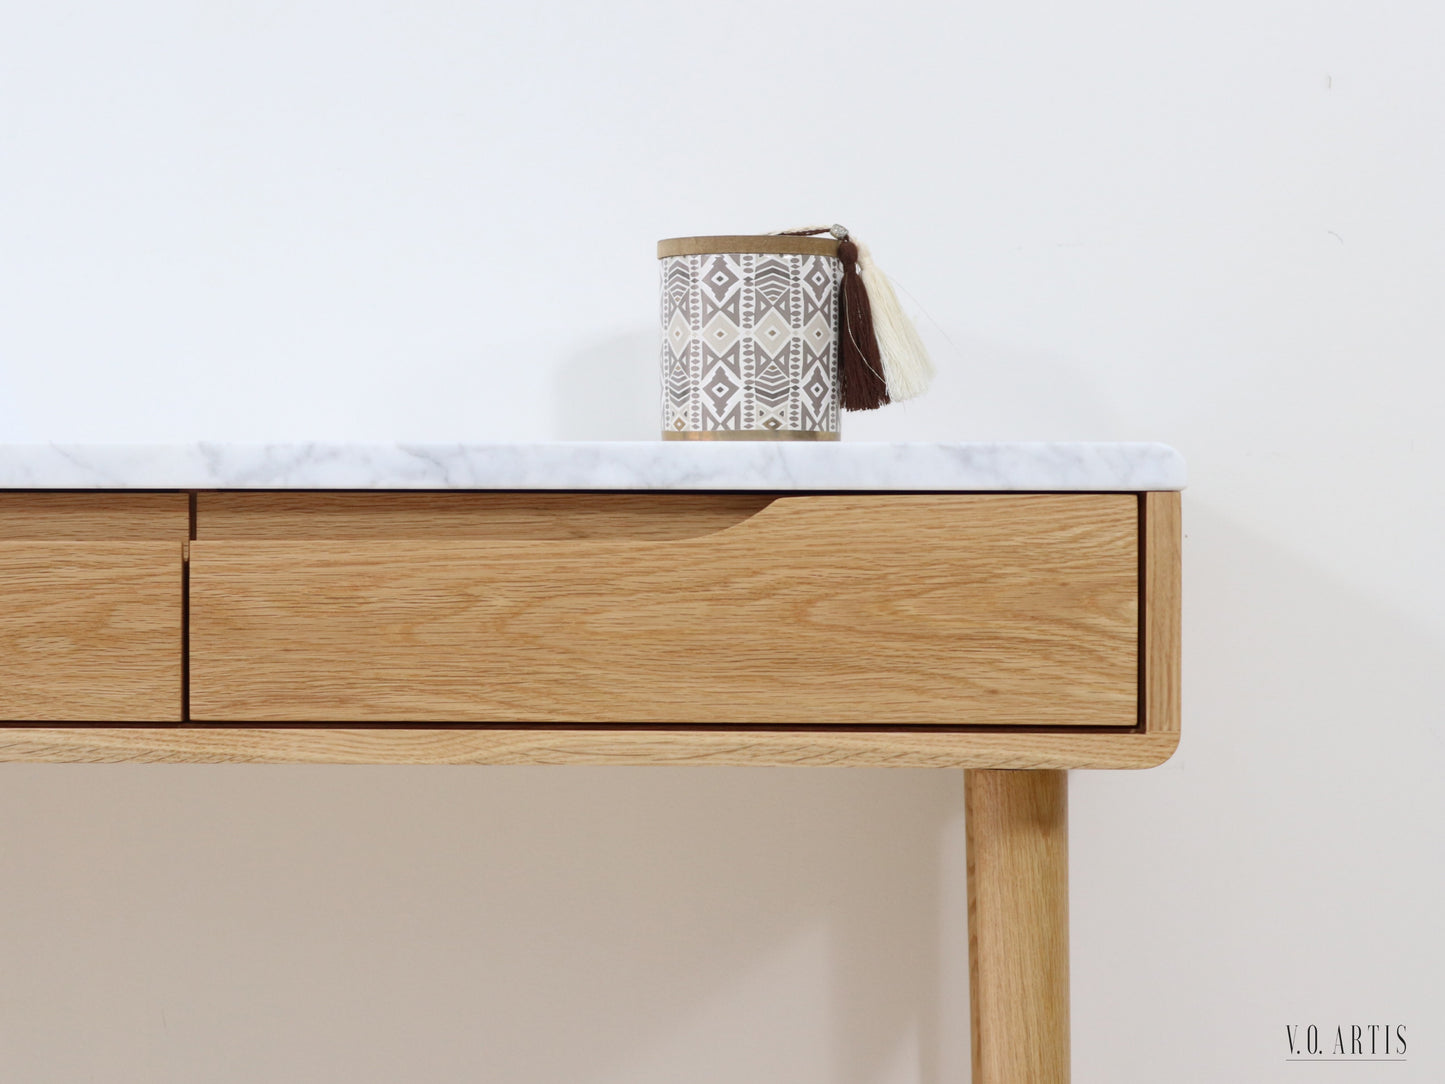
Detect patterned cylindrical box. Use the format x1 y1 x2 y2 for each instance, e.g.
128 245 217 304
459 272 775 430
658 235 842 440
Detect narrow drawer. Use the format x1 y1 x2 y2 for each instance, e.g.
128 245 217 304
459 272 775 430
0 492 190 541
189 494 1139 726
0 543 185 721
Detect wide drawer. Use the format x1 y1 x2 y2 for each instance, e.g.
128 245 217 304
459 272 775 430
189 494 1139 725
0 543 185 721
189 494 1138 725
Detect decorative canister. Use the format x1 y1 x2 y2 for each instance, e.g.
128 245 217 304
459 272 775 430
657 227 935 440
658 234 843 440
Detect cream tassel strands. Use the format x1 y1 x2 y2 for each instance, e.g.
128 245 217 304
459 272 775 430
854 242 935 401
773 224 935 408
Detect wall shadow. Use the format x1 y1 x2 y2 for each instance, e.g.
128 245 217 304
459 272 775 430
0 763 968 1083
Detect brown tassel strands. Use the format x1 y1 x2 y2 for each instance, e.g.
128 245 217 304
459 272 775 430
836 239 890 411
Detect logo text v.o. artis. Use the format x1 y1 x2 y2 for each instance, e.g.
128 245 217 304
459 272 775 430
1285 1024 1407 1062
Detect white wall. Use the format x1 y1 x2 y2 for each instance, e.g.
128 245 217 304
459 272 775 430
2 1 1442 1080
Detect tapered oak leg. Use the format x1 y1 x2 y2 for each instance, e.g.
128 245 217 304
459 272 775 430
966 769 1069 1084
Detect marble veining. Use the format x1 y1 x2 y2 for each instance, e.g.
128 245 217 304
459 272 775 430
0 442 1186 491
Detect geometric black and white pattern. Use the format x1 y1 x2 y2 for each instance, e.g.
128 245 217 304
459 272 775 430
661 251 841 437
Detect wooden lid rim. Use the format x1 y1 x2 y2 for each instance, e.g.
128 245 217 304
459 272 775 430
657 235 840 259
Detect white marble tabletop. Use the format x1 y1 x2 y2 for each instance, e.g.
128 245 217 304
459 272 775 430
0 442 1185 491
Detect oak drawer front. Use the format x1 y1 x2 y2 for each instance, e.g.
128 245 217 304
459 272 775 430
0 543 184 722
189 494 1139 725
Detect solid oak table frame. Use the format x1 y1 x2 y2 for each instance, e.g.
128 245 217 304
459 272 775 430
0 489 1181 1084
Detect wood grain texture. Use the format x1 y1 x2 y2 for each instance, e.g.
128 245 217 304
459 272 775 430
0 727 1178 768
0 493 189 540
967 769 1070 1084
1143 491 1182 735
189 494 1139 725
196 492 776 541
0 543 183 721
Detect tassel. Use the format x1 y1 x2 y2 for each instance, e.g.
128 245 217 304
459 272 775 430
836 239 890 411
855 242 935 401
770 223 930 407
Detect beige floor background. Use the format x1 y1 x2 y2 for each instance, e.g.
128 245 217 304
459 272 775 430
2 0 1443 1080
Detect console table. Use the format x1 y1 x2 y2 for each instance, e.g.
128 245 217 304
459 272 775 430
0 441 1184 1083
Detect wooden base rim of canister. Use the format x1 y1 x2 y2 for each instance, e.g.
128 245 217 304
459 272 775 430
662 430 840 442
